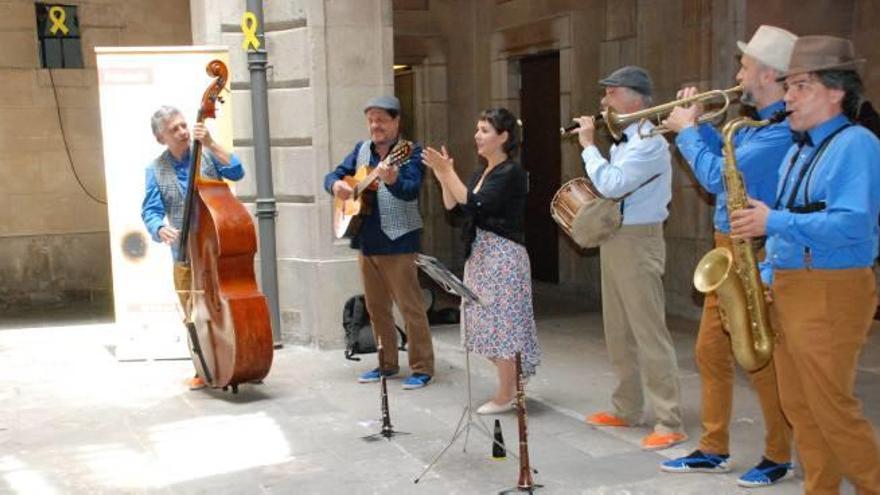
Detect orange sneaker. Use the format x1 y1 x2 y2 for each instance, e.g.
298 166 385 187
186 376 207 391
641 431 687 451
585 411 630 427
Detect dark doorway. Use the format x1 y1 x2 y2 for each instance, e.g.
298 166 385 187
394 67 416 141
520 52 560 283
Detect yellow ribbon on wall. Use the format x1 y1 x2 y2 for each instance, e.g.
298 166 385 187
48 6 70 36
241 12 261 51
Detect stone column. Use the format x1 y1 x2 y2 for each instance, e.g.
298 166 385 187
191 0 394 347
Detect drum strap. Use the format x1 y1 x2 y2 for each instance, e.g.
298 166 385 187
619 173 660 216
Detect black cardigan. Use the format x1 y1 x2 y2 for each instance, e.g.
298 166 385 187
459 159 528 259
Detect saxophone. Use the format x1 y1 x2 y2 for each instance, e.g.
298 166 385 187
692 112 787 372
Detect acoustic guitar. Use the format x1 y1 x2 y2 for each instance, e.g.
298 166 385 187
333 140 412 239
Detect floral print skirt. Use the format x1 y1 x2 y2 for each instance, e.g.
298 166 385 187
462 228 541 377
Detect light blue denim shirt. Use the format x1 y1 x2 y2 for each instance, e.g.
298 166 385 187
760 113 880 283
675 100 790 233
581 121 672 225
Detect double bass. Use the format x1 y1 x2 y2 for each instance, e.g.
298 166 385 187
176 60 273 392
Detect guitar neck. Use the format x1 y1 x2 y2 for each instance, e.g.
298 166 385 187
354 166 383 197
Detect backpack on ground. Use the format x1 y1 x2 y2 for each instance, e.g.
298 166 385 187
342 295 407 361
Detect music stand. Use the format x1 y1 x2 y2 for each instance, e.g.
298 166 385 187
413 254 528 483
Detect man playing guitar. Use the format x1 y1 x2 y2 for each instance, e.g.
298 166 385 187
324 96 435 389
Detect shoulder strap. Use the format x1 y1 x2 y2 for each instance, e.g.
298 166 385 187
785 123 852 209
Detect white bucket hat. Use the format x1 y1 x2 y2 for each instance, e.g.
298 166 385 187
737 25 798 72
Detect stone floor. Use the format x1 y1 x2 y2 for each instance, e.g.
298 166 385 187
1 295 877 494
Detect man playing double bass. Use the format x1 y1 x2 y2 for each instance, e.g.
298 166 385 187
659 26 796 487
141 105 245 390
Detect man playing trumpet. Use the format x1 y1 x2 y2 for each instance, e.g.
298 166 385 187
659 25 796 487
573 66 685 451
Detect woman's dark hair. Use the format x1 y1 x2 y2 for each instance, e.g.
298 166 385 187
816 69 864 120
479 107 521 156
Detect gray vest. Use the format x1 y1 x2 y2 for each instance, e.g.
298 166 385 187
151 149 220 252
357 140 423 240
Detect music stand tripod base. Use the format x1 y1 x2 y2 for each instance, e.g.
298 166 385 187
499 483 543 494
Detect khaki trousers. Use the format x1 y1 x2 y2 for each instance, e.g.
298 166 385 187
599 223 683 433
772 268 880 494
695 233 792 461
359 253 434 376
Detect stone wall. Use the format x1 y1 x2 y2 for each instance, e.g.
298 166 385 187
191 0 393 347
0 0 192 310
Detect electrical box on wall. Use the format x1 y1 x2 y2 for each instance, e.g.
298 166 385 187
35 3 83 69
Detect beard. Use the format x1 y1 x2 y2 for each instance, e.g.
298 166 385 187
740 89 757 108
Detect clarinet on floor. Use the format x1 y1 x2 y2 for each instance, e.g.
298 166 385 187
502 351 541 493
379 353 394 438
361 342 407 441
515 352 534 489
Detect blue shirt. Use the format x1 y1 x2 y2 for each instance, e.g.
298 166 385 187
323 140 424 255
141 148 244 250
761 113 880 283
676 100 790 233
581 121 672 225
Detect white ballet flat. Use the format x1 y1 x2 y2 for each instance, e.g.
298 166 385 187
476 399 516 415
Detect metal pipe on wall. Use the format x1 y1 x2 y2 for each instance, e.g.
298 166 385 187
245 0 281 345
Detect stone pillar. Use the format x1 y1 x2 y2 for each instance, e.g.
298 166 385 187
191 0 394 347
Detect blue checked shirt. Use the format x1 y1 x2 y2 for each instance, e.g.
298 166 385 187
761 113 880 283
676 100 790 234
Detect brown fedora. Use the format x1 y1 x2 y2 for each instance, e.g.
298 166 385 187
778 35 865 80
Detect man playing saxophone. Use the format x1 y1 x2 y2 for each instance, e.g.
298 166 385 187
659 25 796 488
731 35 880 494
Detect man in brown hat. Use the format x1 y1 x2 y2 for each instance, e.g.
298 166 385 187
731 35 880 493
660 25 796 488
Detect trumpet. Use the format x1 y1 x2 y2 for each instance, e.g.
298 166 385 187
561 84 743 140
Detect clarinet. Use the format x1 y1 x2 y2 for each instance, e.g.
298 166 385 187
377 343 394 438
514 351 535 490
379 367 393 437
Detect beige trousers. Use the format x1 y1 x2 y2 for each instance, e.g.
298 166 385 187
599 223 683 433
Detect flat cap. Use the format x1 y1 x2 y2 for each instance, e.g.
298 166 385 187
598 65 653 96
364 95 401 113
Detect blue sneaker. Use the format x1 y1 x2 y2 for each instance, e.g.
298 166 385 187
402 373 432 390
737 458 792 487
357 368 398 383
661 450 731 473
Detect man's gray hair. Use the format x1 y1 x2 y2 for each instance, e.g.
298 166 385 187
753 58 786 84
624 87 653 108
150 106 183 138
